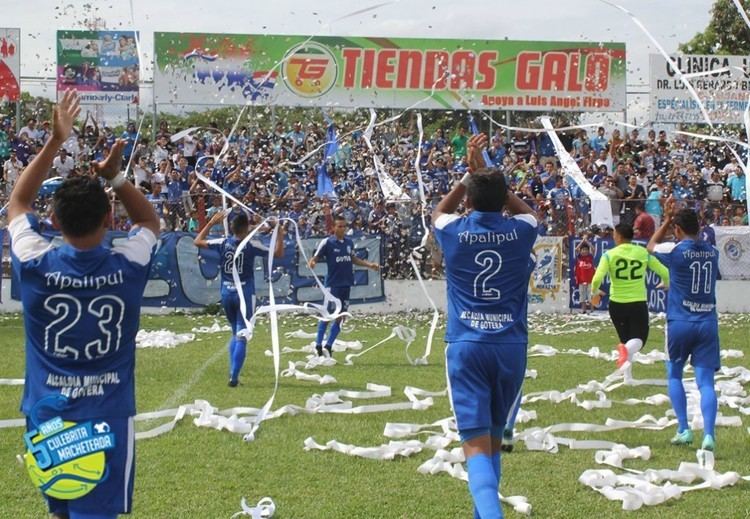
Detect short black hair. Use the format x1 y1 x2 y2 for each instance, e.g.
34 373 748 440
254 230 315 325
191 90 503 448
672 208 700 235
333 215 347 224
230 212 249 235
614 222 634 241
53 177 110 237
467 168 507 212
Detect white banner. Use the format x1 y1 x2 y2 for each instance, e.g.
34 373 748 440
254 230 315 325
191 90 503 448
649 54 750 124
714 226 750 280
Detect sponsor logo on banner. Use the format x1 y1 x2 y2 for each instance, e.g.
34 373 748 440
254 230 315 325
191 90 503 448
282 42 337 98
715 226 750 280
723 238 743 261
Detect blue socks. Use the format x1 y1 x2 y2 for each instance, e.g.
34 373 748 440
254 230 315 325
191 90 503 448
666 361 689 432
474 453 502 518
316 320 328 347
695 367 717 437
326 320 342 348
466 454 502 519
229 338 247 382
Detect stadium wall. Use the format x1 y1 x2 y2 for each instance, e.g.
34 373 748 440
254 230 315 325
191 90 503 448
2 279 750 314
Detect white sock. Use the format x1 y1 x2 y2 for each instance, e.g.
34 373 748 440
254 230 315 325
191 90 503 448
625 338 643 357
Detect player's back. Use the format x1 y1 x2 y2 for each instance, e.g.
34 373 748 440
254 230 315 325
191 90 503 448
663 240 718 321
215 236 268 291
602 243 652 302
11 216 155 420
435 211 537 344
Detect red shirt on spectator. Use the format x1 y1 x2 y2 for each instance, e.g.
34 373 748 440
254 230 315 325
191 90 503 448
633 211 655 240
574 253 595 285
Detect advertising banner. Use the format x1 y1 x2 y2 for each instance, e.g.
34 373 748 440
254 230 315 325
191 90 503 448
154 33 626 111
57 30 139 104
528 236 565 305
714 226 750 280
649 54 750 124
0 28 20 102
568 236 667 312
12 232 384 308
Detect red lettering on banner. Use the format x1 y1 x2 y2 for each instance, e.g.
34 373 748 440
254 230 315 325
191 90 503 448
361 48 376 88
342 48 361 88
476 51 497 90
450 50 476 89
376 49 397 89
585 53 610 92
424 50 449 90
516 50 611 93
516 51 541 90
541 52 567 91
396 50 423 89
290 58 329 80
567 53 583 92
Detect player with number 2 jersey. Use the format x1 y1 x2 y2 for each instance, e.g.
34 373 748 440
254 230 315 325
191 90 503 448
433 133 538 519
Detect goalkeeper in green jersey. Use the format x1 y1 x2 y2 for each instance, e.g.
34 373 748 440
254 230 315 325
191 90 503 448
590 223 669 367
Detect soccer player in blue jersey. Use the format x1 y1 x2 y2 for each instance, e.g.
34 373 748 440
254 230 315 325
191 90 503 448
308 215 379 358
648 200 720 451
194 210 285 386
434 134 538 519
8 90 160 519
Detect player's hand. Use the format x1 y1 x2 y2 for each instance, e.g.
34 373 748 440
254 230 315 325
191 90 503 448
53 89 81 143
369 261 380 271
664 196 676 220
467 134 487 172
92 139 125 180
590 293 602 307
209 209 227 224
307 258 316 269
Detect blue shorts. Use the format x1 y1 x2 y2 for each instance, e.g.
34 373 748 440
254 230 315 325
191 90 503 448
446 341 526 440
221 284 256 337
328 286 350 313
26 416 135 516
665 319 720 371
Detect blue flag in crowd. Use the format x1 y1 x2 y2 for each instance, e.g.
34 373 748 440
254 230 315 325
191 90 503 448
316 121 339 198
468 114 492 167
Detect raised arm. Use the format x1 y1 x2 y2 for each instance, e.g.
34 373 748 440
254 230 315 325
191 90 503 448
432 134 485 223
647 197 675 253
193 210 225 248
7 90 80 221
94 139 160 237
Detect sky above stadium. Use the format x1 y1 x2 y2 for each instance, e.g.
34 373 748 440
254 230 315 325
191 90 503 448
4 0 715 123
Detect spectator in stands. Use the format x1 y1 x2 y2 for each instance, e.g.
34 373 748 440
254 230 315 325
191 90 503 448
599 176 623 224
633 202 655 240
574 240 595 313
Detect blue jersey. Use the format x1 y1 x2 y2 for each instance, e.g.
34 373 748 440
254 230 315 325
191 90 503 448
653 239 718 322
434 211 538 344
10 213 156 420
313 236 355 288
207 235 268 293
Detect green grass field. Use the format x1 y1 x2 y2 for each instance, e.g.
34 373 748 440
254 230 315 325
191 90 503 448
0 311 748 518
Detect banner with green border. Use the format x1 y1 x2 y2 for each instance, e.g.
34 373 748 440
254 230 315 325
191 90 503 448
154 32 625 111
